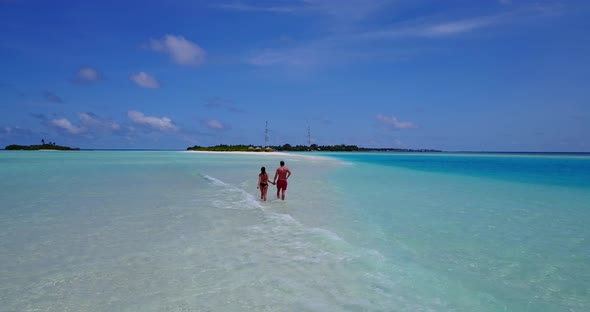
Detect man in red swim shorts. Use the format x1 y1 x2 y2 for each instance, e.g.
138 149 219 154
273 160 292 200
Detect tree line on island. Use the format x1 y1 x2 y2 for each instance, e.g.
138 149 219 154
187 144 440 153
4 139 79 150
3 140 439 152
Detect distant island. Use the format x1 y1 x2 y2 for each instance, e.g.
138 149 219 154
187 144 441 153
5 140 79 151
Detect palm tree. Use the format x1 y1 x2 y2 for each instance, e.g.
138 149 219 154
41 138 45 145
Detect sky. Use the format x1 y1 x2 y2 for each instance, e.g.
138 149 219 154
1 0 589 151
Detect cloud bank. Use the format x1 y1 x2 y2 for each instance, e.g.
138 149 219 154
75 67 102 83
51 118 84 134
128 110 178 131
376 114 416 129
149 35 206 66
130 72 160 89
78 112 121 131
205 119 225 130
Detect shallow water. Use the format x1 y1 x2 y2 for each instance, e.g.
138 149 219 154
1 151 588 311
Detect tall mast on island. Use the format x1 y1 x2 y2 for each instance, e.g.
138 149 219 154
265 121 269 147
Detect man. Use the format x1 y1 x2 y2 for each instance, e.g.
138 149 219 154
273 160 291 200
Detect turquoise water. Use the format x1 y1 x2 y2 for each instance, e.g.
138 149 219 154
0 151 589 311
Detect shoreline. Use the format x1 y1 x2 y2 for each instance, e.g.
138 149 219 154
184 150 337 161
185 150 291 156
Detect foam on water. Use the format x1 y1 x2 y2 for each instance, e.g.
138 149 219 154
207 200 464 308
190 169 429 310
202 174 263 210
188 163 410 309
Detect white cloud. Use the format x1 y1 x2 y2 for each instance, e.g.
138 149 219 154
78 112 121 130
128 110 178 131
357 6 560 40
206 119 225 130
244 41 338 68
304 0 391 22
357 14 505 40
237 3 552 70
1 125 33 137
218 1 560 73
246 50 310 66
423 16 501 36
149 34 206 66
75 67 102 82
213 0 390 21
51 118 84 134
130 72 160 89
213 2 296 13
376 114 416 129
243 15 505 69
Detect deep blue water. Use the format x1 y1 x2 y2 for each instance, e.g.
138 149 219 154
320 152 590 188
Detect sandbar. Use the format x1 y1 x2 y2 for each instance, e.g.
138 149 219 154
186 150 290 156
184 150 334 161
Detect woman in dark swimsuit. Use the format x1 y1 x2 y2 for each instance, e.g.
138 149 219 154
257 166 273 201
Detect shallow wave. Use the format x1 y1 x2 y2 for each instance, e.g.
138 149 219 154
202 174 227 187
202 174 387 266
197 173 457 310
202 174 262 210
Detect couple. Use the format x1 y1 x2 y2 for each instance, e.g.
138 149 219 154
258 160 291 201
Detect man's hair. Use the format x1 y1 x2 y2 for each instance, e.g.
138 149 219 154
280 161 285 166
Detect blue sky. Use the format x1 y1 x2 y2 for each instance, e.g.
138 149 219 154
1 0 589 151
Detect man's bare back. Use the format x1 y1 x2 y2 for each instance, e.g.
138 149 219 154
273 160 291 200
275 167 290 180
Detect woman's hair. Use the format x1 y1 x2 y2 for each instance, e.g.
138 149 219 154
260 166 266 174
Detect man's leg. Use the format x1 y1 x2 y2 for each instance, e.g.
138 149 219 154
281 190 285 200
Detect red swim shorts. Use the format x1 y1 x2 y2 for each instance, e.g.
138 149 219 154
276 179 288 191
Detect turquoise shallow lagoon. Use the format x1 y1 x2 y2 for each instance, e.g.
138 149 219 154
1 151 589 311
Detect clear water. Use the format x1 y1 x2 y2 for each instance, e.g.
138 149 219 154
0 151 588 311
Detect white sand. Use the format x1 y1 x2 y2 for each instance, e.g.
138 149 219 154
185 150 291 156
184 150 335 161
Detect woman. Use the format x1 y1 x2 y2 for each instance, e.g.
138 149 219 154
257 166 274 201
